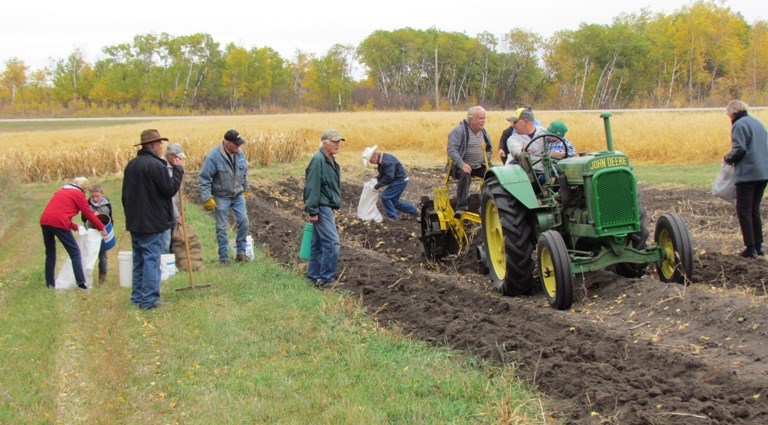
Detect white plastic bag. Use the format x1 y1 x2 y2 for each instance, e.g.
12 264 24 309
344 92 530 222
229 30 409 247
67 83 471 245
357 178 383 223
245 234 255 260
229 235 255 260
55 228 103 289
712 163 736 201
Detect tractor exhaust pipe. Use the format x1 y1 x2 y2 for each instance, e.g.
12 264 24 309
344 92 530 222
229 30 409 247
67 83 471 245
600 112 615 152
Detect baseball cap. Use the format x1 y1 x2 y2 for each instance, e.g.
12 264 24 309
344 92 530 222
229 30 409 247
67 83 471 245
224 129 245 146
506 107 535 123
546 121 568 138
320 129 345 142
166 142 186 159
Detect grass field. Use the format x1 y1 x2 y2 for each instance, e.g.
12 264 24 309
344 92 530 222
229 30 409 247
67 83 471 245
0 175 547 424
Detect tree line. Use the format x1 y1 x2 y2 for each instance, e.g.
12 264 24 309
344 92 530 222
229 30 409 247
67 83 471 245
1 0 766 116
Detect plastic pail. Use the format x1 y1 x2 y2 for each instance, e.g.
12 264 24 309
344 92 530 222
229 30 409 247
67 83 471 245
299 223 313 260
118 251 132 287
160 254 177 281
87 214 115 251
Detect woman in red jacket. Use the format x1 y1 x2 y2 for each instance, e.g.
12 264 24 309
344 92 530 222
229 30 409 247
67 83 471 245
39 177 106 289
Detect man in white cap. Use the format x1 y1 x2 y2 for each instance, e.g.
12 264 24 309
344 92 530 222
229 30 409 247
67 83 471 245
122 129 184 309
362 145 417 221
161 142 186 253
303 129 343 287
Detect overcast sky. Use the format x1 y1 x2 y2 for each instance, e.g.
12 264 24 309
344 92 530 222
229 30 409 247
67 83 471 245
2 0 765 71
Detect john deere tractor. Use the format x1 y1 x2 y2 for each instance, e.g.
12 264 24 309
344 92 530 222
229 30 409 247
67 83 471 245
420 112 693 310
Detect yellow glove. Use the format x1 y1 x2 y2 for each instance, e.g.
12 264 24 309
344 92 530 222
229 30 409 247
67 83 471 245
204 198 216 211
243 190 250 199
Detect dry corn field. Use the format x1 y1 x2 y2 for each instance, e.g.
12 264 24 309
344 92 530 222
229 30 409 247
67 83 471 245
1 109 767 182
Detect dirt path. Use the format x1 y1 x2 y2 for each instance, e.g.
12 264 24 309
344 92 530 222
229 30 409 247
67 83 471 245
192 168 768 424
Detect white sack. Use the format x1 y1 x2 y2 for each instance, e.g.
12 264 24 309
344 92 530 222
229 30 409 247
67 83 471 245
55 228 103 289
712 163 736 201
357 178 383 223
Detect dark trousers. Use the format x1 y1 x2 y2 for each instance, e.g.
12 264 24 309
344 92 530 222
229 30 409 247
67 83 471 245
454 165 487 211
41 225 84 287
97 246 108 275
735 180 768 247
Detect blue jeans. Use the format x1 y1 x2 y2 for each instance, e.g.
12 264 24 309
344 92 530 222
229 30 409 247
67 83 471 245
214 195 249 260
130 232 165 309
307 206 339 282
97 245 108 275
160 219 176 255
41 225 84 287
380 179 417 219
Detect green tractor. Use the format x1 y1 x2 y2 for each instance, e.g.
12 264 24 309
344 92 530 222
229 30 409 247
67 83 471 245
420 112 693 310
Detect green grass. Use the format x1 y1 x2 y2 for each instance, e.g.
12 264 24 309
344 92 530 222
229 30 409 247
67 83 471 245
633 163 720 189
0 176 546 424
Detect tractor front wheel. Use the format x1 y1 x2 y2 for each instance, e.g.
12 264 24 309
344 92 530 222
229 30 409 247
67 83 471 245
481 177 535 296
538 230 574 310
655 212 693 283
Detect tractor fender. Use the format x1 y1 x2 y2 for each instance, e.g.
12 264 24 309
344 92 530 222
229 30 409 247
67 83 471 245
484 166 541 210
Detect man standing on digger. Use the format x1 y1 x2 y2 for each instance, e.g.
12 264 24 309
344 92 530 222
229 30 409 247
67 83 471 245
446 105 493 213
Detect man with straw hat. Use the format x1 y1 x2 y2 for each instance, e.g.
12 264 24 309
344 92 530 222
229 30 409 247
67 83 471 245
122 129 184 310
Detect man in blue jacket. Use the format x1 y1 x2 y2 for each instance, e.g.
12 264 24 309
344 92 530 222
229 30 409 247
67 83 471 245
199 129 251 264
122 129 183 309
362 145 417 221
303 129 343 287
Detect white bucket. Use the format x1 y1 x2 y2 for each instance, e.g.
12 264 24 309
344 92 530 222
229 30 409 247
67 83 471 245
160 254 177 281
118 251 132 287
118 252 177 286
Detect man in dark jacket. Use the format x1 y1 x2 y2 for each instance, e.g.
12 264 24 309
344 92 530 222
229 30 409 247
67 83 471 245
362 145 417 221
122 129 184 309
303 129 343 287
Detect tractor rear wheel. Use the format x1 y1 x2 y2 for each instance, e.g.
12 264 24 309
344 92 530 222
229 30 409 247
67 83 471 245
538 230 574 310
655 212 693 283
481 177 535 295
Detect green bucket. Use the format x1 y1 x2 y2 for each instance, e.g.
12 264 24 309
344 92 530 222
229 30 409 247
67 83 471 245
299 223 313 260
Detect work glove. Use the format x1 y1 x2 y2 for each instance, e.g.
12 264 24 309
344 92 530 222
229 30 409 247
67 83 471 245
243 190 250 199
78 226 87 236
204 198 216 211
373 183 383 191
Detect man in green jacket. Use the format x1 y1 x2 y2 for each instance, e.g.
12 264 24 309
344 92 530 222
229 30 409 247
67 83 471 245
303 129 343 287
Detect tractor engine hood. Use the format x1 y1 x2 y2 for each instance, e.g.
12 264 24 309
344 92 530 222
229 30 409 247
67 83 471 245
557 150 632 184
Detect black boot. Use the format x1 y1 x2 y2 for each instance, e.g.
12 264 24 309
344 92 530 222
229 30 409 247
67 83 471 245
739 246 758 258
